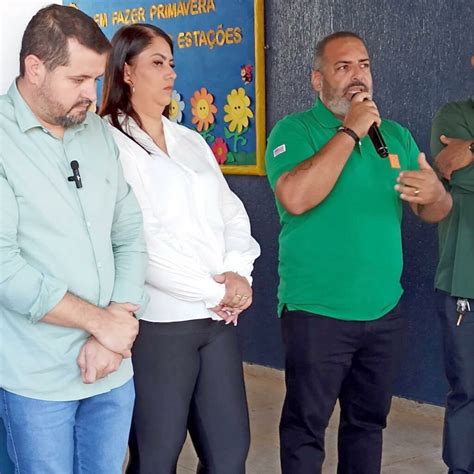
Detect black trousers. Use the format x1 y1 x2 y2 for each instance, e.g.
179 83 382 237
436 291 474 474
126 319 250 474
280 305 406 474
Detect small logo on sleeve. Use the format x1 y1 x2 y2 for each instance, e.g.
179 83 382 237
273 144 286 157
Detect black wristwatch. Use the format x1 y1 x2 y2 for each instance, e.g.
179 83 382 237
469 142 474 154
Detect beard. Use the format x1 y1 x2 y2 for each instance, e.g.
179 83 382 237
322 80 372 118
325 94 351 118
37 83 92 128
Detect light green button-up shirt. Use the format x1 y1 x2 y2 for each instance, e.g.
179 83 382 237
0 82 149 401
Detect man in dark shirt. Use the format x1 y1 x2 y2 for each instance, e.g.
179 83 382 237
431 54 474 474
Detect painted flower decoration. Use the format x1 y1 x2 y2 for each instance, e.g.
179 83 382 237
190 87 217 132
168 90 185 123
211 137 228 165
223 88 253 134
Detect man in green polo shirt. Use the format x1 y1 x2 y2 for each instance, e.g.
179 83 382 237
265 31 452 474
430 55 474 474
0 5 148 473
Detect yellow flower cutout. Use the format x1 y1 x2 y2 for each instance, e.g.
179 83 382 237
223 88 253 134
190 88 217 132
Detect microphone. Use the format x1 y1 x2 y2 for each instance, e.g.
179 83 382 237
68 160 83 188
368 122 389 158
363 97 389 158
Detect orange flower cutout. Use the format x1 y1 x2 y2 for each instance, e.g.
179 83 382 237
190 87 218 132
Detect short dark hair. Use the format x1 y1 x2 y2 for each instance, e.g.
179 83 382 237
19 4 110 76
313 32 366 71
100 24 174 136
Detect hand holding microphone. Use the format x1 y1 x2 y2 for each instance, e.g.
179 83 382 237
343 92 380 137
343 92 389 157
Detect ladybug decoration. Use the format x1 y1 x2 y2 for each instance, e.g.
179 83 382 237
240 64 253 85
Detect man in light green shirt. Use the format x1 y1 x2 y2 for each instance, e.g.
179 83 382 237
0 5 148 473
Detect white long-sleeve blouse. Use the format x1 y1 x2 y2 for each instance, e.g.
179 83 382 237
106 115 260 323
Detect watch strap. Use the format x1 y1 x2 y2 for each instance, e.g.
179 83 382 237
337 126 360 144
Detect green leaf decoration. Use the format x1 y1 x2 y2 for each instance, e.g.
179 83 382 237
226 152 236 164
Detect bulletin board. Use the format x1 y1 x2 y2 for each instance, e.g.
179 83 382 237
69 0 266 175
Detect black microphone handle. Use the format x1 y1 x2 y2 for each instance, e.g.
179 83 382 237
359 96 389 158
368 123 389 158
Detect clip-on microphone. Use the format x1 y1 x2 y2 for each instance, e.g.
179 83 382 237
67 160 82 189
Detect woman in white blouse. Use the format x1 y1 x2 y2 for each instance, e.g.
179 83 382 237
100 24 260 474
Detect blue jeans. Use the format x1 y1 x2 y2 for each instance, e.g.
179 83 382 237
0 379 134 474
0 419 14 474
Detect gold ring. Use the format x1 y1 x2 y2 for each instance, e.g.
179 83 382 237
235 294 242 299
414 188 420 196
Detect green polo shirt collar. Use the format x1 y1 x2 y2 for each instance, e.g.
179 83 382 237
8 80 89 135
311 97 342 129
